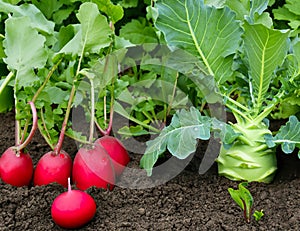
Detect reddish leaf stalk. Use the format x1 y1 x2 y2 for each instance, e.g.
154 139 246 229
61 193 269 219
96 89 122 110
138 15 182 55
15 102 38 153
88 78 95 143
95 104 114 136
20 58 62 144
53 84 76 156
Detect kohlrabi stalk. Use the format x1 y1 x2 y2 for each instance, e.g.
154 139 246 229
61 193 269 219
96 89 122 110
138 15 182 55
216 91 285 183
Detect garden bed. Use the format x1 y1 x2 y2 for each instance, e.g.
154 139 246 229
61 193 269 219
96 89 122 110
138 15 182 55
1 111 300 230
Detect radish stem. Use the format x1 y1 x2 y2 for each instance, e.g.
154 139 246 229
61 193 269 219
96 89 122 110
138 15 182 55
0 71 14 95
54 84 76 155
32 58 62 103
21 59 62 144
88 78 95 143
16 102 38 152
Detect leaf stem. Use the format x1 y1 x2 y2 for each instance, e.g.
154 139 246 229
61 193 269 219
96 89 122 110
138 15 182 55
88 78 95 143
32 58 62 103
166 72 179 118
224 94 251 113
252 91 285 125
0 71 14 95
225 103 252 124
16 102 37 152
38 109 54 149
21 59 62 143
53 84 76 155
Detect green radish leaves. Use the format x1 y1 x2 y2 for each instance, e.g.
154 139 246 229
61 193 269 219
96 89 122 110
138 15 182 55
155 0 243 83
3 17 48 88
59 2 112 56
0 1 55 34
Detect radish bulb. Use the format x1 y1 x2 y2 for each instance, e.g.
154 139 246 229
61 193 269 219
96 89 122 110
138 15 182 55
0 102 37 187
33 150 72 188
51 178 96 229
33 85 76 187
95 136 130 176
0 147 33 187
72 143 115 190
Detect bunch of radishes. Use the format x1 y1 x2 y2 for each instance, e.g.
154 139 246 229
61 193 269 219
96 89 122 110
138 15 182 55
0 98 130 228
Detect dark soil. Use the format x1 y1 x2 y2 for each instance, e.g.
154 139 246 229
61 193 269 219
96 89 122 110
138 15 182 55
0 111 300 231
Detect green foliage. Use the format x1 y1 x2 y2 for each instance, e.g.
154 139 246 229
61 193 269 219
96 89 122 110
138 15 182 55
140 0 300 182
228 182 264 223
273 0 300 34
155 0 243 83
253 210 264 221
265 115 300 157
242 22 289 116
140 107 239 176
3 17 48 88
225 0 273 28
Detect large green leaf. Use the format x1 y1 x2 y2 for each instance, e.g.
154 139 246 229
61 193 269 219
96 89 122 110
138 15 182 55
140 106 239 175
3 16 48 88
0 1 54 34
59 2 112 56
140 107 211 175
243 22 289 114
154 0 243 83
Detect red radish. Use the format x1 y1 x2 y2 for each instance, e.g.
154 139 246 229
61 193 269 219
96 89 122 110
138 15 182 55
33 86 76 188
33 150 72 188
95 136 130 176
0 147 33 187
51 178 96 229
72 143 115 190
0 102 37 187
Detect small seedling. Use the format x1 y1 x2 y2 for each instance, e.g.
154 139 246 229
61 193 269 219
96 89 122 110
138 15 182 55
228 182 264 223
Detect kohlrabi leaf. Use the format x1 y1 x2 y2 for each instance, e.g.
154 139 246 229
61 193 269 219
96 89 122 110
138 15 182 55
243 22 289 115
265 115 300 157
272 0 300 36
225 0 272 28
140 107 211 175
154 0 243 83
59 2 112 56
211 118 240 147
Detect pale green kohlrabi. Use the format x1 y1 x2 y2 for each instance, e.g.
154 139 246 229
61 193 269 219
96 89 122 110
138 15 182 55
140 0 300 183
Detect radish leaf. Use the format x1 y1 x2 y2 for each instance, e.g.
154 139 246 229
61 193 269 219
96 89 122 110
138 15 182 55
0 1 54 34
59 2 112 56
3 17 48 88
